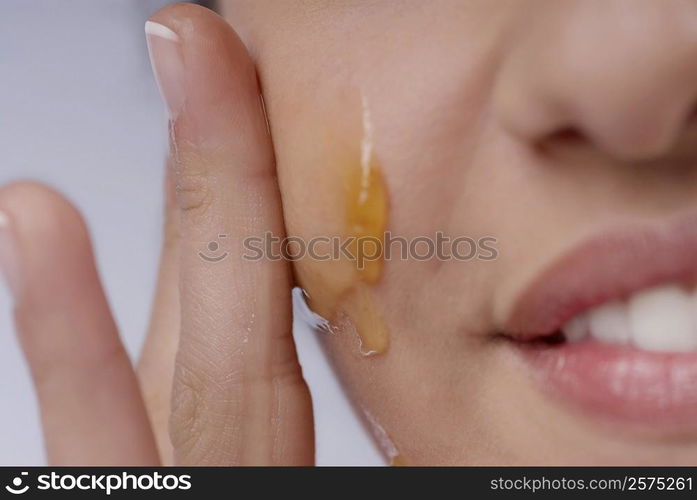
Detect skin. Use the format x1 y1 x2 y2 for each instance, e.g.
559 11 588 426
2 1 697 465
224 0 697 464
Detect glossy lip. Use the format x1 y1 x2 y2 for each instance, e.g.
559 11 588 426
519 342 697 432
505 210 697 430
505 211 697 338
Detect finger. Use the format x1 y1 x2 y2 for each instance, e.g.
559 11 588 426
0 182 159 465
137 163 180 464
146 4 314 465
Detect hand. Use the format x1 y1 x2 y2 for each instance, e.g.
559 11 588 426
0 3 314 465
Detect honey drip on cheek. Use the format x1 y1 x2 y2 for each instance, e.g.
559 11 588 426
342 154 389 355
299 97 390 355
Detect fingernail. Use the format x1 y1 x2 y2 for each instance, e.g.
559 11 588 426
0 211 21 298
145 21 185 119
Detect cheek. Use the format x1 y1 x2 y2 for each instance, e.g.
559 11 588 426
274 90 392 356
263 0 507 358
264 8 524 463
270 48 502 359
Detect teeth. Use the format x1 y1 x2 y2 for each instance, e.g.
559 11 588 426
562 283 697 353
629 284 697 352
587 300 630 344
561 312 589 343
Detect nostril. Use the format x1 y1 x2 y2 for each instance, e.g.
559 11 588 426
537 126 588 152
548 127 585 143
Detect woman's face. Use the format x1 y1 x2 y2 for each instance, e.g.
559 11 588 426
224 0 697 464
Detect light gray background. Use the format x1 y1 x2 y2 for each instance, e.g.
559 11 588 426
0 0 382 466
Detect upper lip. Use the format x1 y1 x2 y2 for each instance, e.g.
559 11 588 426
505 210 697 340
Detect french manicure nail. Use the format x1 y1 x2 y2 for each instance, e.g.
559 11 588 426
0 211 21 298
145 21 185 119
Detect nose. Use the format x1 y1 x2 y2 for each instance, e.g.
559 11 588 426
494 0 697 161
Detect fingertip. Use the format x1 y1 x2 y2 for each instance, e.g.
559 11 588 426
0 181 89 242
149 2 227 37
0 182 104 333
148 1 245 63
0 182 160 465
147 1 259 141
0 206 20 298
0 183 119 390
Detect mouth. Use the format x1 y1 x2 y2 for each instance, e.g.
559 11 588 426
504 212 697 431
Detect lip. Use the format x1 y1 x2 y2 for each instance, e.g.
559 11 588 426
506 210 697 430
506 212 697 338
520 342 697 431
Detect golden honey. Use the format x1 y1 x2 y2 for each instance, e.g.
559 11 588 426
345 148 387 285
298 94 390 355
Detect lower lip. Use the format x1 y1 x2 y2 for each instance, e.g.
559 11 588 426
517 340 697 432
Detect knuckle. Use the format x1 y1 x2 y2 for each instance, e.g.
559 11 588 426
175 172 214 218
170 362 206 442
169 364 210 462
177 173 213 215
168 333 308 464
169 356 240 464
172 150 215 218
